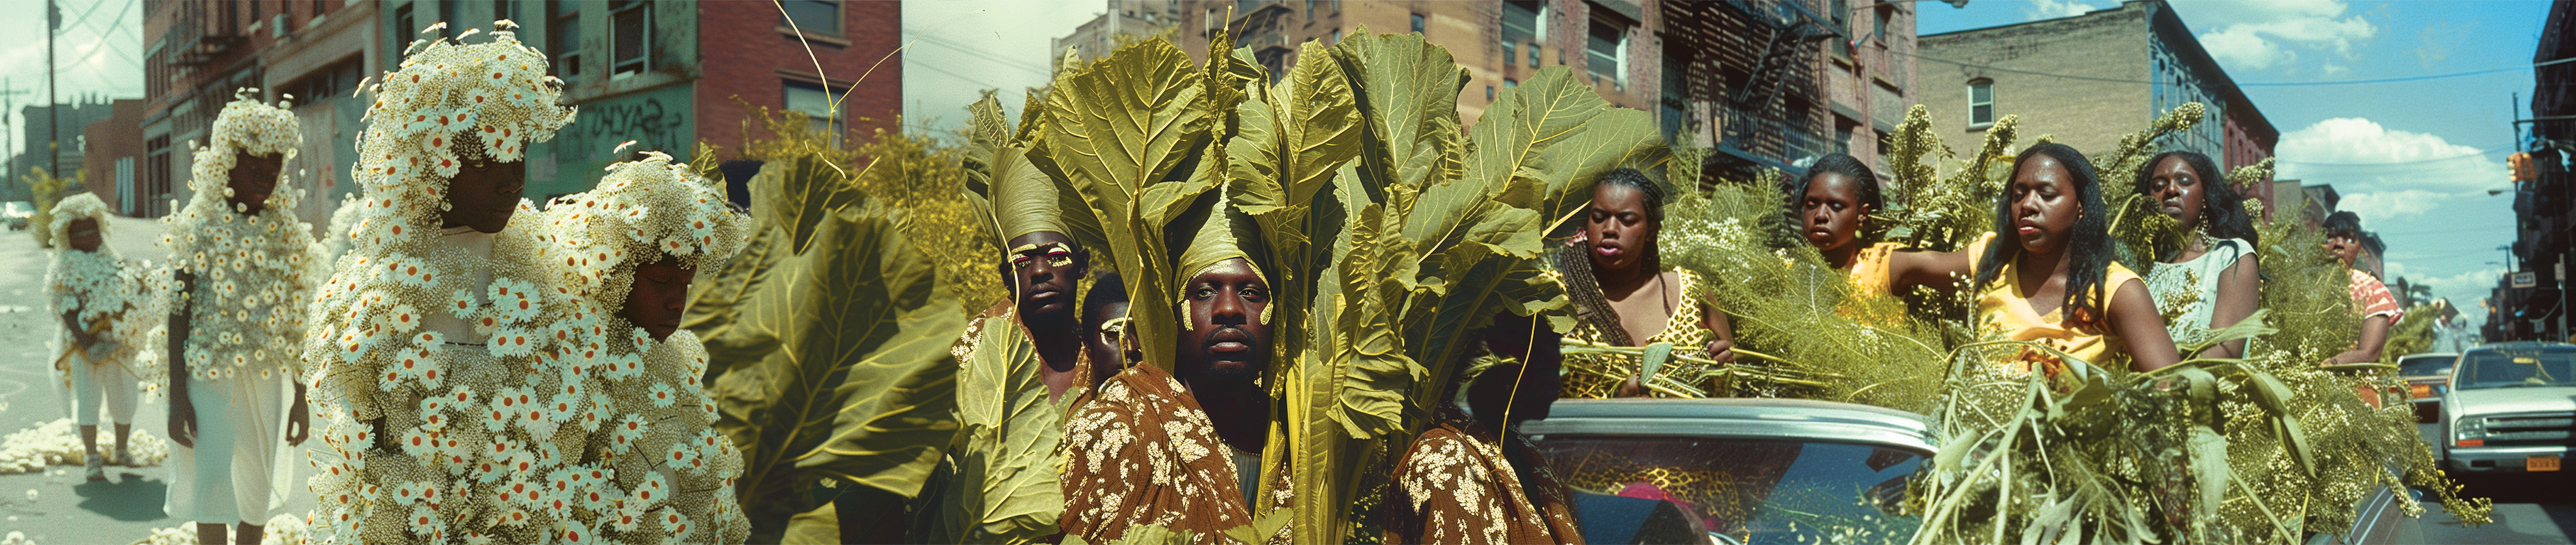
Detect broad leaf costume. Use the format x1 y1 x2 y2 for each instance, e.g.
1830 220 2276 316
161 91 321 528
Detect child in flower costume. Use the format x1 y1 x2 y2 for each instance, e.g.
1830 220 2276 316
48 192 155 481
161 90 321 545
301 24 617 544
521 152 753 544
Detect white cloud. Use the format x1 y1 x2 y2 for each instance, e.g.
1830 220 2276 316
2022 0 2106 20
2274 117 2508 197
2168 0 2377 73
2334 189 2447 220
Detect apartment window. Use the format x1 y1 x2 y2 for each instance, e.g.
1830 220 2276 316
1586 14 1629 86
250 0 261 21
1968 79 1994 128
1306 0 1315 19
610 0 651 78
1830 0 1850 58
1874 3 1893 43
314 0 328 17
781 0 840 35
785 81 845 142
144 135 170 217
438 1 456 36
1504 79 1517 88
1332 0 1340 13
394 4 412 41
1502 0 1543 67
1409 13 1424 34
550 0 582 77
1485 85 1495 102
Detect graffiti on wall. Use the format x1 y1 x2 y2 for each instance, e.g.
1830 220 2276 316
564 95 690 160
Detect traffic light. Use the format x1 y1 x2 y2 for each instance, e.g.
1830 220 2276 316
2510 152 2536 182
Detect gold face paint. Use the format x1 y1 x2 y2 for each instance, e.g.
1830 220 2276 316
1008 242 1076 269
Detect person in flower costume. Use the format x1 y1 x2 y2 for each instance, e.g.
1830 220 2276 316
48 192 154 482
298 23 653 544
161 90 321 545
523 152 753 544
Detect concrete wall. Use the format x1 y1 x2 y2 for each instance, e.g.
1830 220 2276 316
1918 5 2154 159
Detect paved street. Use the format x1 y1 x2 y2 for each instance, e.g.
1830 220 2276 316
0 217 317 545
2410 422 2576 544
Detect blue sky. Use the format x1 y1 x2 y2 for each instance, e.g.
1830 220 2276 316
1924 0 2551 333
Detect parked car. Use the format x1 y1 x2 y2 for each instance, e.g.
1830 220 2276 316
3 201 32 230
2398 351 2457 422
2439 342 2575 475
1521 398 2415 545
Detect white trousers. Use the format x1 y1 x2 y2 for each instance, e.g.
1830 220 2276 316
164 372 295 526
61 337 139 426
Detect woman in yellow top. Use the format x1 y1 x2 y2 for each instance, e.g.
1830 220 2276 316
1559 168 1739 398
1792 153 1988 302
1972 142 2181 374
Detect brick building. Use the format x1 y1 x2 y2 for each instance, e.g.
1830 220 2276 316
1055 0 1186 64
1917 0 2278 214
9 97 122 203
2492 0 2576 342
79 99 147 215
384 0 903 203
1142 1 1658 131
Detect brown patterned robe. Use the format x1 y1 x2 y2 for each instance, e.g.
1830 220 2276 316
1384 408 1585 545
1059 363 1254 544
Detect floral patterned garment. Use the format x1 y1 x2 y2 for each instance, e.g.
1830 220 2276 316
1058 363 1252 544
1383 408 1584 545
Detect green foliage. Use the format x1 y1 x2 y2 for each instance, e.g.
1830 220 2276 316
25 167 78 249
1883 105 2011 253
694 139 972 542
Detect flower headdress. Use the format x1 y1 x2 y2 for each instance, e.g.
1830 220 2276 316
182 88 304 217
348 23 573 250
47 192 112 249
539 152 750 314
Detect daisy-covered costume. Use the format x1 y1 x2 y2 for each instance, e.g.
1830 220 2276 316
159 91 322 529
302 25 737 545
522 152 753 544
48 192 154 434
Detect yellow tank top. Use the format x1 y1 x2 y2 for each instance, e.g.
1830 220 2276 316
1976 260 2142 372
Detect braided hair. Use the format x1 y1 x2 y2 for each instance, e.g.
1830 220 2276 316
1560 168 1665 346
1975 142 2119 326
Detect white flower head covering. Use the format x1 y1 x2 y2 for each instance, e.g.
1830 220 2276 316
537 152 750 314
47 192 112 248
348 22 574 252
184 88 304 216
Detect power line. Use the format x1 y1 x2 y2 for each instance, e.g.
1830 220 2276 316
903 32 1054 78
1905 50 2570 88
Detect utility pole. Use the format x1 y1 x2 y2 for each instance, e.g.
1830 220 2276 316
46 0 59 179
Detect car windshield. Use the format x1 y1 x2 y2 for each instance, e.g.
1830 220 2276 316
2454 347 2575 390
2398 355 2454 377
1529 436 1921 544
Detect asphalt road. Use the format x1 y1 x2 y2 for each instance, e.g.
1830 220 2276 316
2409 422 2576 544
0 217 319 545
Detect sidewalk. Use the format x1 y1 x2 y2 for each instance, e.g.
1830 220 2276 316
0 215 320 544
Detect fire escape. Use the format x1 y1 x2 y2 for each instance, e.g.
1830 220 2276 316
1661 0 1843 182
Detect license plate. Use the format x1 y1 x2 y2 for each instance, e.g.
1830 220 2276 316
2530 456 2562 472
2410 384 2432 398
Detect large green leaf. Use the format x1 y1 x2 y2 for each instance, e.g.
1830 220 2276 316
713 199 965 541
685 224 789 377
1045 39 1212 372
914 314 1073 544
753 154 866 255
1460 67 1667 230
1329 31 1468 193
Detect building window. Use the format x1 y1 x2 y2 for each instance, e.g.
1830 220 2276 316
1874 2 1893 43
1306 0 1315 19
610 0 650 78
550 0 581 77
1504 79 1517 88
1410 13 1424 34
1503 0 1544 67
1485 85 1495 102
144 135 170 217
785 80 845 142
781 0 840 34
394 4 413 43
1333 0 1341 13
314 0 328 17
1968 79 1994 128
1586 14 1629 87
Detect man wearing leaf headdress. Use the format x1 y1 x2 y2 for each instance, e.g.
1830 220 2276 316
904 143 1106 544
162 90 321 545
1057 191 1266 544
301 24 616 545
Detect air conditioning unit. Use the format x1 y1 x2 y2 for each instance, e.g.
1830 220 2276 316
273 14 289 37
